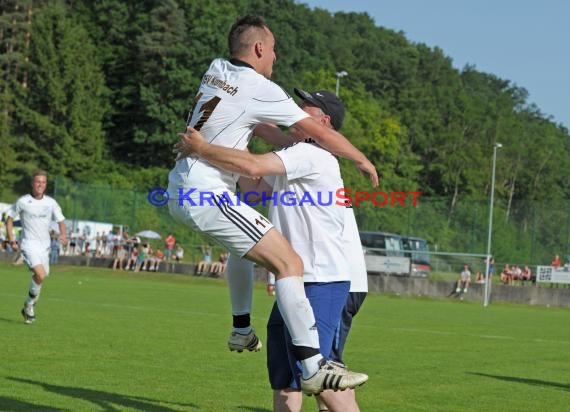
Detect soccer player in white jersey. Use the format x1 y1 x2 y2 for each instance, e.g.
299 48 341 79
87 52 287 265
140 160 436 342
177 89 369 408
6 170 67 324
168 15 376 395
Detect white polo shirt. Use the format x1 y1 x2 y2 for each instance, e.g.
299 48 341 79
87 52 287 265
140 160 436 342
269 142 349 283
344 207 368 292
7 194 65 250
168 58 309 197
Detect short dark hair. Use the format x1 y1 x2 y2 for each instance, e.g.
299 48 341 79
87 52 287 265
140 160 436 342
228 15 267 57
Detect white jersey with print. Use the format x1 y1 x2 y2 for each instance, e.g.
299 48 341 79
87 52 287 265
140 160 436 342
344 207 368 292
7 194 65 250
269 142 349 283
461 270 471 280
168 58 309 197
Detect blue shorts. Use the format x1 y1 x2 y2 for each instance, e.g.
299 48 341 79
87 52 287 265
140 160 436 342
267 281 350 390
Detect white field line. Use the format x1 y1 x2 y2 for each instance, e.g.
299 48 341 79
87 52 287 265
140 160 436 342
0 292 228 318
393 327 570 345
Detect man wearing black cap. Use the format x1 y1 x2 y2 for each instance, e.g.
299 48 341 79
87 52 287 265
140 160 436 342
177 89 366 410
293 88 345 130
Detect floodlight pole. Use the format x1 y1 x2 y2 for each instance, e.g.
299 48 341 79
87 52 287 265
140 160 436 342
335 71 348 96
484 142 502 307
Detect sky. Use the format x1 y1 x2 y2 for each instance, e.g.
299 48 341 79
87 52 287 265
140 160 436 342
301 0 569 129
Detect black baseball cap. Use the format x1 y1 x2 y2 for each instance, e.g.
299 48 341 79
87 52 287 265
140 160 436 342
294 88 345 131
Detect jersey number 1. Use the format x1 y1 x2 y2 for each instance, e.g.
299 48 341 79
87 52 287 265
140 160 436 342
187 92 221 131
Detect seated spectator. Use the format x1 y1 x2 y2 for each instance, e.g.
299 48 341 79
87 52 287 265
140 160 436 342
266 271 276 296
125 247 138 271
551 254 561 268
84 241 92 257
152 248 164 272
209 252 229 277
195 244 212 275
139 243 152 271
511 264 522 285
475 271 485 284
112 244 127 271
174 244 184 262
134 243 149 272
521 265 533 284
500 264 512 284
456 264 471 293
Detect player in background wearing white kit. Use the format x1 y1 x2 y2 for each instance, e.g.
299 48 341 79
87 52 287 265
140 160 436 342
169 15 377 395
6 170 67 324
177 89 369 408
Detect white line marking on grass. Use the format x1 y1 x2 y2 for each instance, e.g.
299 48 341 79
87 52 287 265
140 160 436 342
394 327 570 344
0 292 263 324
0 292 225 318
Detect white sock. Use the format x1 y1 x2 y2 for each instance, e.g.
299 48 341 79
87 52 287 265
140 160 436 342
227 255 254 330
302 355 324 379
275 276 322 377
26 278 42 306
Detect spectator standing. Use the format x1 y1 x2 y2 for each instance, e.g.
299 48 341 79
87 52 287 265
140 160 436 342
486 255 495 276
77 229 85 255
69 229 78 255
175 244 184 263
106 231 115 257
164 233 176 261
49 231 60 265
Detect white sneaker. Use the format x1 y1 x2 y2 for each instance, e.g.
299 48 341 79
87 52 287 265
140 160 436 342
228 329 262 353
301 359 368 395
21 305 36 324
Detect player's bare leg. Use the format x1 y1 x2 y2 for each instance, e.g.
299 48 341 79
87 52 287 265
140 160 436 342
273 388 302 412
22 265 47 324
317 388 360 412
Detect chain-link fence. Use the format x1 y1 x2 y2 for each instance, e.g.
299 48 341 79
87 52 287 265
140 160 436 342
54 177 570 267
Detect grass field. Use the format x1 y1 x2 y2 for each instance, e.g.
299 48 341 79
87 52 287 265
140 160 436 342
1 261 569 411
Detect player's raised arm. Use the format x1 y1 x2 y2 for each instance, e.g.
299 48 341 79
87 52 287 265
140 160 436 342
293 116 379 187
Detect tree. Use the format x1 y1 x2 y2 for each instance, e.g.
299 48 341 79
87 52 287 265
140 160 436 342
0 0 34 196
13 1 107 181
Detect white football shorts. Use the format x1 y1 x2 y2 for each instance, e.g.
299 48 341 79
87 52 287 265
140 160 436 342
21 242 50 276
168 192 274 257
